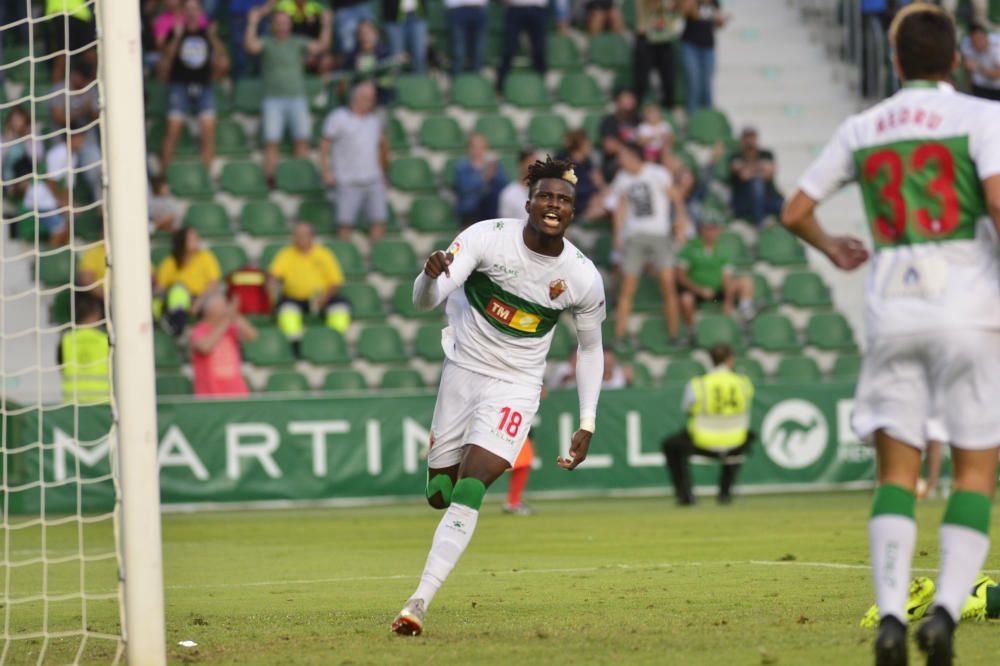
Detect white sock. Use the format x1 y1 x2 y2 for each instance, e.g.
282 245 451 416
935 524 990 622
869 514 917 622
412 503 479 608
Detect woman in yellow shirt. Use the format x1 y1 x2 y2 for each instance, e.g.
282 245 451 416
155 226 221 335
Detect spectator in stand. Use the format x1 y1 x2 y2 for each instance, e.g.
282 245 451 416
548 348 633 389
78 226 108 302
585 0 626 34
153 0 209 49
454 133 508 227
332 0 377 54
446 0 488 76
497 0 548 92
11 157 66 246
599 87 640 182
269 222 351 356
943 0 994 30
383 0 429 74
58 295 109 404
157 0 228 173
276 0 337 73
340 20 401 105
610 141 689 346
676 219 754 327
1 107 44 183
728 127 783 226
191 292 257 397
155 226 222 336
679 0 727 114
635 0 682 109
246 3 332 185
557 129 608 222
319 81 389 241
961 24 1000 101
44 0 97 82
637 101 674 162
45 120 93 216
148 176 182 233
48 62 102 197
228 0 270 79
498 148 537 220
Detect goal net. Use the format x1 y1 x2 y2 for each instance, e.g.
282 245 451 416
1 2 164 663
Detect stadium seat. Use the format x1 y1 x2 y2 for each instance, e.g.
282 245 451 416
548 322 575 360
396 74 445 111
591 234 613 268
452 73 499 111
265 371 311 393
301 327 350 365
182 202 232 238
147 120 195 156
831 353 862 380
806 313 856 351
243 327 296 366
473 114 519 152
782 271 832 308
145 79 167 117
49 290 72 325
409 195 456 233
215 118 250 157
234 78 263 114
631 362 655 388
380 368 426 390
325 240 365 281
39 248 72 287
393 283 440 320
414 323 446 361
687 108 733 146
751 273 773 309
588 33 631 69
241 201 288 237
527 113 569 151
156 374 192 396
276 159 323 196
547 33 583 71
758 227 807 266
386 116 409 150
775 355 822 382
502 72 549 108
633 276 665 312
259 242 284 270
664 358 706 383
154 329 181 370
637 317 687 355
210 244 249 276
339 283 384 320
583 112 603 143
221 161 268 198
733 356 766 383
749 313 799 352
371 240 419 278
388 156 435 192
716 231 752 267
694 313 743 350
556 72 605 108
322 369 368 392
297 199 334 228
166 162 212 199
418 116 465 153
358 324 407 363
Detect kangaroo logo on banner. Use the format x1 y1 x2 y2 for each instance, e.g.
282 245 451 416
761 399 829 469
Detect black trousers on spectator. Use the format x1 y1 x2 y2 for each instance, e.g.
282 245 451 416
634 36 676 108
971 84 1000 102
497 5 547 92
662 430 754 505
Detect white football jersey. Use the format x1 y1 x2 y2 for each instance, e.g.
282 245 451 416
438 218 606 387
798 81 1000 340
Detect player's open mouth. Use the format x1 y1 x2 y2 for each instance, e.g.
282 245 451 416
542 212 561 227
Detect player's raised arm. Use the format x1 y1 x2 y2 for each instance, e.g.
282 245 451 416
412 235 479 311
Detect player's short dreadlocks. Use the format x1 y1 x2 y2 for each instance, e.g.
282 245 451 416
525 155 577 194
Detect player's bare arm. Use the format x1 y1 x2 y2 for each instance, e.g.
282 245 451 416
780 190 869 271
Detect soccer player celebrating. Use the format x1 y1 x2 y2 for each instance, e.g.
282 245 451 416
391 157 606 636
781 5 1000 665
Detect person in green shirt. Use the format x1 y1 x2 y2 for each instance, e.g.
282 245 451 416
675 219 753 327
245 4 332 185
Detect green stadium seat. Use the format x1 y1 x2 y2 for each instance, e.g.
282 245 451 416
380 368 426 390
415 323 446 361
527 113 569 151
556 72 605 108
339 283 384 320
752 273 773 309
583 112 603 143
182 202 232 238
358 324 407 363
473 114 519 152
733 356 765 383
259 242 284 271
502 72 549 108
39 248 72 287
694 313 743 350
213 81 233 115
547 33 583 71
154 329 181 369
221 161 268 198
147 120 196 156
775 355 822 382
396 74 445 111
687 109 733 146
215 118 250 157
234 78 263 114
322 369 368 392
806 313 856 351
388 155 435 192
749 313 799 352
371 240 419 278
297 199 334 228
758 227 807 266
276 159 323 196
243 327 296 366
156 374 192 396
782 271 832 308
716 231 752 267
264 371 311 392
452 73 499 111
631 362 655 388
393 283 440 320
591 234 613 268
386 116 409 151
165 162 212 199
589 33 631 69
409 195 456 233
418 116 465 152
638 317 688 355
241 201 288 237
146 80 167 117
299 327 350 365
633 276 665 312
663 358 706 383
831 353 862 380
325 240 366 281
548 322 575 360
49 290 72 325
151 245 171 267
210 244 249 276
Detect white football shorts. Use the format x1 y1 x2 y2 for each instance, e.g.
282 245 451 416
852 329 1000 450
427 361 540 468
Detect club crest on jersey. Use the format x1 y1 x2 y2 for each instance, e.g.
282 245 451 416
486 297 542 333
549 279 567 300
447 240 462 256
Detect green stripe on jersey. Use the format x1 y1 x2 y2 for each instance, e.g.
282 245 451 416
852 135 985 249
463 271 561 338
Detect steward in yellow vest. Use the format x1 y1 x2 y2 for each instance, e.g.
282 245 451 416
58 296 109 404
662 342 754 506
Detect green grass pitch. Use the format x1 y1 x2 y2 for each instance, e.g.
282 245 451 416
5 491 1000 664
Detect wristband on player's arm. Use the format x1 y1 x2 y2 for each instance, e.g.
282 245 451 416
580 418 595 433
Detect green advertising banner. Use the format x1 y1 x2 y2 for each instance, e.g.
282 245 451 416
5 383 874 513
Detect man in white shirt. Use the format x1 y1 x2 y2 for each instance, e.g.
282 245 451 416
497 148 537 220
960 23 1000 101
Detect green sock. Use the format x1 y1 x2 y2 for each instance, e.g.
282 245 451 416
987 585 1000 619
426 470 453 507
870 483 916 519
451 477 487 511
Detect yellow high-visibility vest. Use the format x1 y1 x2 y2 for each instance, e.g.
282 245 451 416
46 0 93 21
687 368 754 449
61 328 109 404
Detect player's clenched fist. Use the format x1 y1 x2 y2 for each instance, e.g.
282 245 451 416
423 251 454 279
